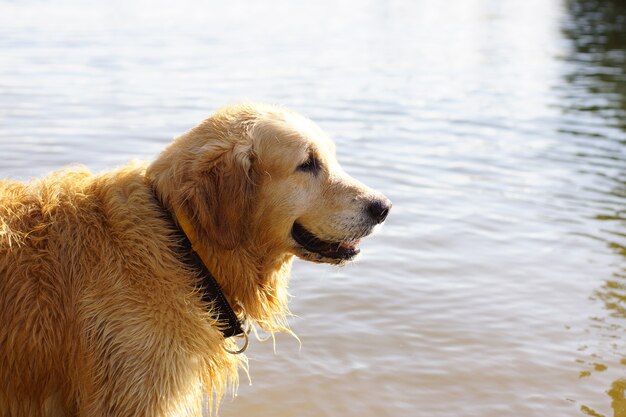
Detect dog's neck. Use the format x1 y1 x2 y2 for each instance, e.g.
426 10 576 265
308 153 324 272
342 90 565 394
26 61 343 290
172 207 294 332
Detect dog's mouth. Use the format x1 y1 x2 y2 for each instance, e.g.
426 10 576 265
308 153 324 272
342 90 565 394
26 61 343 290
291 222 361 261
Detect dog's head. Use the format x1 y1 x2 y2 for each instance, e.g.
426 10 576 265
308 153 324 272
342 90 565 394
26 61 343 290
149 103 391 266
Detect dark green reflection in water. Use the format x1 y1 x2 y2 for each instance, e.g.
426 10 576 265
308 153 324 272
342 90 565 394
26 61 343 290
563 0 626 416
562 0 626 129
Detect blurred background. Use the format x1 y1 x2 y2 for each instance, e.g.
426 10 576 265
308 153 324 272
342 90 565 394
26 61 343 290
1 0 626 416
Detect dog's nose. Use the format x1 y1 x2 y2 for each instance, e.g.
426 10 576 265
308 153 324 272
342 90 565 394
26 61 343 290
367 198 392 224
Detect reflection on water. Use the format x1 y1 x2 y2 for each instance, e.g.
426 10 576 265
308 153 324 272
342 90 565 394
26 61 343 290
2 0 626 416
563 0 626 126
563 0 626 416
609 379 626 417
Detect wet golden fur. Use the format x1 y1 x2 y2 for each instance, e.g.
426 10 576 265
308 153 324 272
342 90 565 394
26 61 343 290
0 103 388 416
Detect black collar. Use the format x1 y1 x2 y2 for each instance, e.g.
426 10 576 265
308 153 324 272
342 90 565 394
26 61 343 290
153 193 244 338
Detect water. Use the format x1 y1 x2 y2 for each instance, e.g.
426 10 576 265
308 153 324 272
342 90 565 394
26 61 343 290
1 0 626 415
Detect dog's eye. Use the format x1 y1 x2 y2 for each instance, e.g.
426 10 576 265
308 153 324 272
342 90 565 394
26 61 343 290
297 156 320 173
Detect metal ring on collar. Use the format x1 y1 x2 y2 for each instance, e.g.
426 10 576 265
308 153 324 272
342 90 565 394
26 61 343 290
224 330 249 354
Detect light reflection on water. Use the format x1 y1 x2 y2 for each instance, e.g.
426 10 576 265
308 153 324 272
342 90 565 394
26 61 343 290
1 0 626 416
562 1 626 415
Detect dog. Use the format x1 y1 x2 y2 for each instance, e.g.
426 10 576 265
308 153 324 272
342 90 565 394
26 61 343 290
0 103 391 416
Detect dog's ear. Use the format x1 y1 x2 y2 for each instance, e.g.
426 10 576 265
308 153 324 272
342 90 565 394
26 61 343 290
188 143 256 250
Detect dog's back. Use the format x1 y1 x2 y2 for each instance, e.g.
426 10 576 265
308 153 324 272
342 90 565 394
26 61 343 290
0 167 101 415
0 165 237 416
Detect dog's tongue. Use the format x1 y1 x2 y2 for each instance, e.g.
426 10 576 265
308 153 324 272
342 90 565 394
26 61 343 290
340 239 361 250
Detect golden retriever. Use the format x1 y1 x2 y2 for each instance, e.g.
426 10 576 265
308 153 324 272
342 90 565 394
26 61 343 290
0 103 391 416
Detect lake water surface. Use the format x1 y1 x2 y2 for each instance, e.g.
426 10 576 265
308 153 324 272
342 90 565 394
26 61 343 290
1 0 626 416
